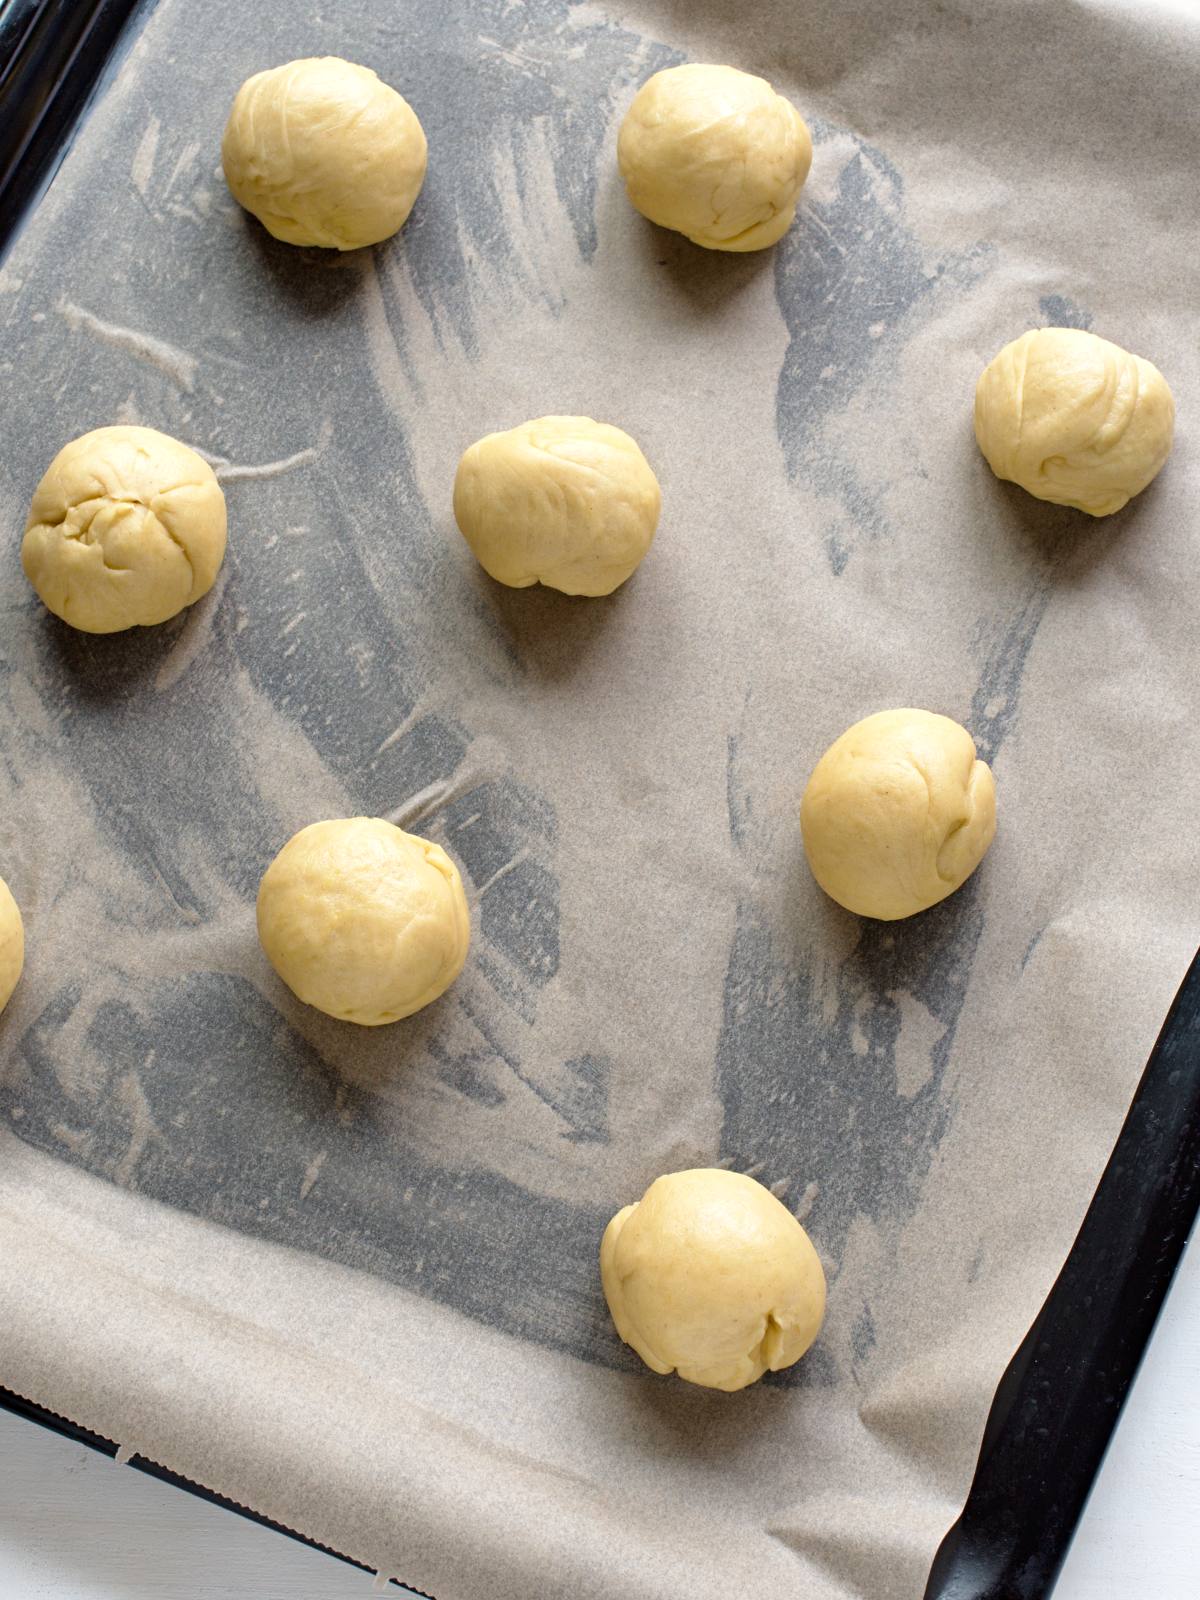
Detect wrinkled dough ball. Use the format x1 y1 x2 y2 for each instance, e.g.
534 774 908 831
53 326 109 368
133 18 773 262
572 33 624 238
801 709 996 921
617 63 812 252
974 328 1174 516
257 818 469 1026
22 425 227 634
222 57 427 250
453 416 661 596
0 875 24 1016
601 1168 826 1392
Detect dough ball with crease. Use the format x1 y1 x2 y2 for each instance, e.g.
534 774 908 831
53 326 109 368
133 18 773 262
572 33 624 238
801 709 996 921
22 425 226 634
0 875 23 1015
257 818 470 1026
222 57 427 250
453 415 661 596
617 63 812 252
974 328 1174 516
601 1168 826 1392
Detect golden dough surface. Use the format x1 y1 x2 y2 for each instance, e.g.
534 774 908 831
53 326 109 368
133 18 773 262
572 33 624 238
601 1168 827 1392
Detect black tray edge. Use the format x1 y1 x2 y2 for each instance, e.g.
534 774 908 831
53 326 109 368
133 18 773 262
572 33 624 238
0 1 426 1592
0 1383 432 1596
3 4 1200 1598
0 0 151 263
925 946 1200 1599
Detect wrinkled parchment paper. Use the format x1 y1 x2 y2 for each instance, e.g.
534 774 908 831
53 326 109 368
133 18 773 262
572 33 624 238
2 1 1198 1595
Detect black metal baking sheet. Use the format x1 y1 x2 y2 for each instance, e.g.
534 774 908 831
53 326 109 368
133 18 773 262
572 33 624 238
1 4 1198 1598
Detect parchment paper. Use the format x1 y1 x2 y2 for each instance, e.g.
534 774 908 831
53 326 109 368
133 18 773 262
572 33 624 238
1 0 1198 1595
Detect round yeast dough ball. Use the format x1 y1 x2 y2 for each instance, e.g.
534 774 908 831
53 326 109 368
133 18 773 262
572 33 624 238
222 57 427 249
22 425 226 634
801 709 996 921
974 328 1175 516
601 1168 826 1392
0 875 24 1015
453 415 661 596
617 63 812 251
257 818 469 1026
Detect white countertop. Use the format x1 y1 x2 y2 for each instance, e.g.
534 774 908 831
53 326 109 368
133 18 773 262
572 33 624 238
2 1230 1198 1599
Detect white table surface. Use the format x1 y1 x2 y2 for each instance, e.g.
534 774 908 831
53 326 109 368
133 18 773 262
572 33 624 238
2 1230 1198 1599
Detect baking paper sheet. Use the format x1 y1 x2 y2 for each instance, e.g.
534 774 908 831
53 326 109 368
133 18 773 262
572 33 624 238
1 0 1198 1595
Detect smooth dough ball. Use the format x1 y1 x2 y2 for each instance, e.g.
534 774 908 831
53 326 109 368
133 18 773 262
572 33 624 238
801 709 996 921
453 415 661 596
0 875 24 1015
22 426 226 634
601 1168 826 1392
257 818 469 1026
617 64 812 252
974 328 1175 516
222 57 427 250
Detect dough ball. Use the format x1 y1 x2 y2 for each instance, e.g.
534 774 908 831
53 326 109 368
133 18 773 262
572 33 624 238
801 709 996 921
0 875 24 1016
257 818 469 1026
617 64 812 252
453 415 661 596
601 1168 826 1392
22 425 226 634
974 328 1175 516
222 57 427 250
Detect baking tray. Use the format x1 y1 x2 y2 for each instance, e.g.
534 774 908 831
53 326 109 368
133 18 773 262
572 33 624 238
1 2 1198 1597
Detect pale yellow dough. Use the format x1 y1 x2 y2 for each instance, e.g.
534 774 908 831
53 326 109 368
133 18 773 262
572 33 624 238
257 818 469 1026
617 63 812 252
601 1168 826 1392
0 875 23 1016
22 425 227 634
222 57 427 250
801 709 996 922
974 327 1174 516
453 415 661 596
